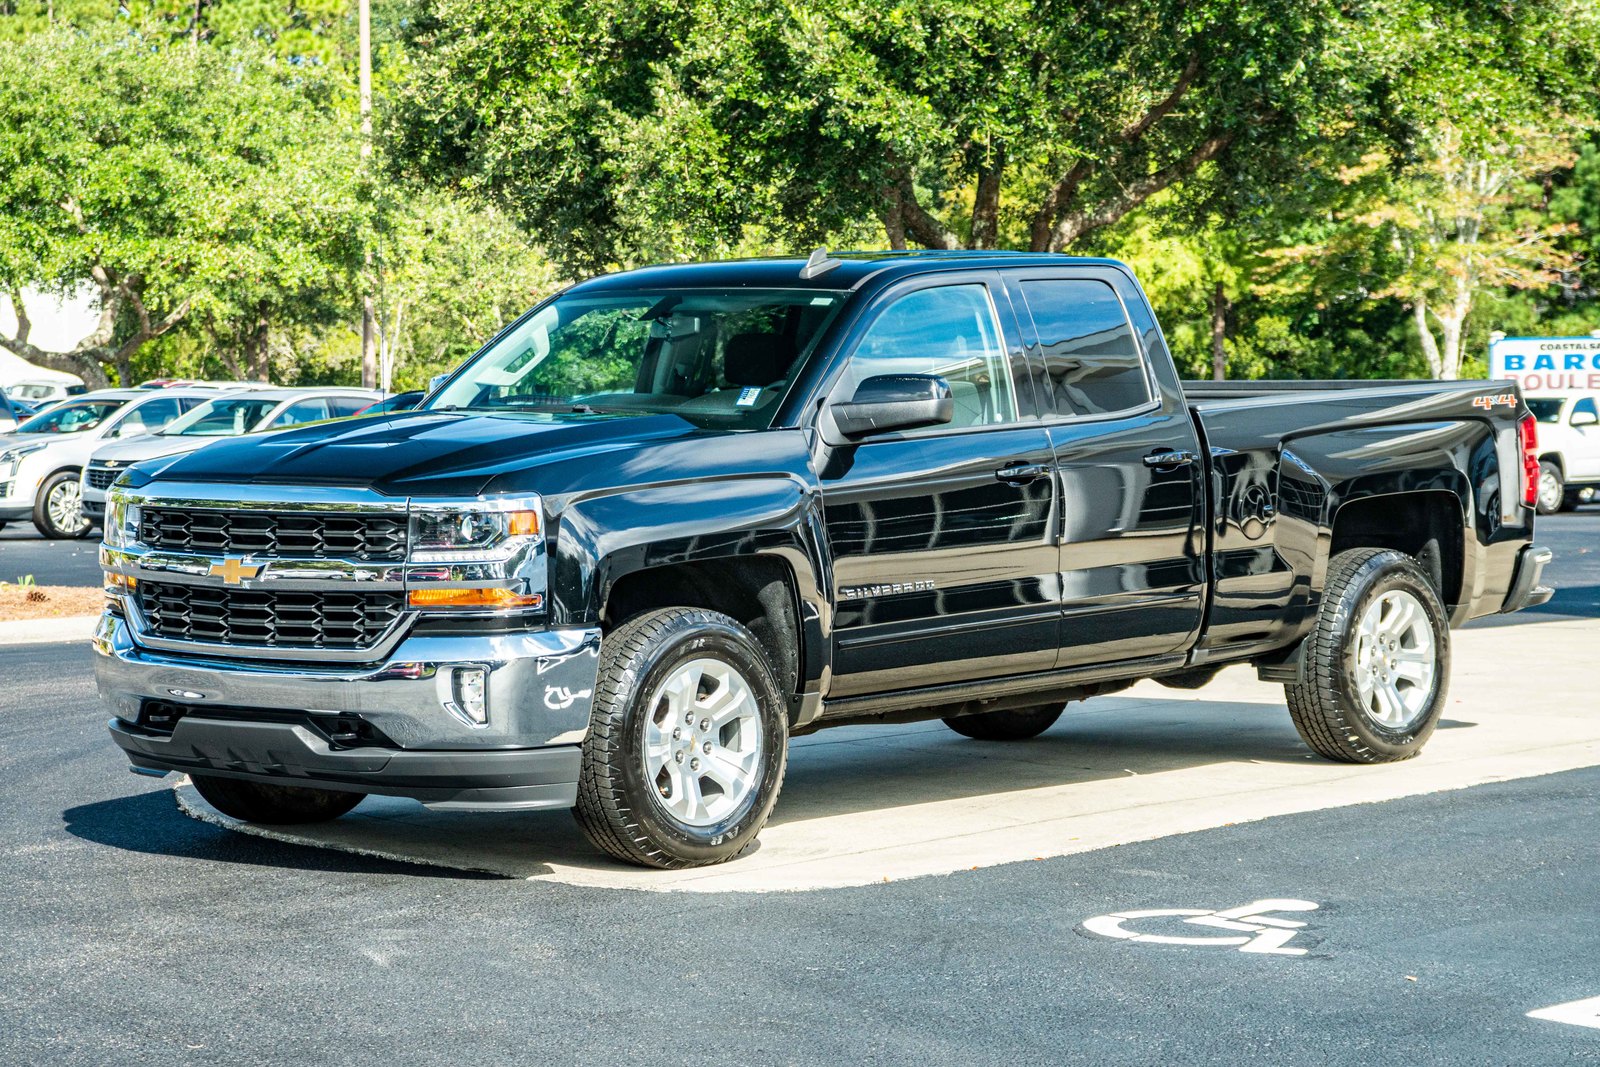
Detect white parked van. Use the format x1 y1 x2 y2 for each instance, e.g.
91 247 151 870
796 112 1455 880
1527 390 1600 513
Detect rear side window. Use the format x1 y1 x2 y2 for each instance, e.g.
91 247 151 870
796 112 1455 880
1018 279 1151 417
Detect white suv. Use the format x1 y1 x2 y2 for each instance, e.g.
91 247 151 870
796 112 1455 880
1528 390 1600 513
0 389 213 538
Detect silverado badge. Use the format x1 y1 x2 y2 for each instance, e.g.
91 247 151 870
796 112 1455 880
208 558 262 585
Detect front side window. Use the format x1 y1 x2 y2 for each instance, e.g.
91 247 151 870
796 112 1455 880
270 399 334 427
1019 279 1152 417
15 399 125 435
328 397 373 418
161 397 282 437
114 397 185 437
428 288 845 430
840 284 1016 428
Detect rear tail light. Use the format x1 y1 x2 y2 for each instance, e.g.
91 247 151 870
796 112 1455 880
1518 413 1539 508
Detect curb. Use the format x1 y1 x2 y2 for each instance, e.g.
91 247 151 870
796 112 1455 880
0 613 100 646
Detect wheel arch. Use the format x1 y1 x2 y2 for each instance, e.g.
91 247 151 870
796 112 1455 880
1328 489 1464 609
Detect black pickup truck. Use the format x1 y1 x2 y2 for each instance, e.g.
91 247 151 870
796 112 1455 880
95 252 1552 868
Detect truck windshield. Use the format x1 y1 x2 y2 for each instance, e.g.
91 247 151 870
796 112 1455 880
1525 398 1564 423
427 288 846 429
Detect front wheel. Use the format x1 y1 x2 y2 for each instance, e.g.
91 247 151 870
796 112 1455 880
574 607 789 869
32 471 92 539
189 774 366 823
1285 548 1449 763
1537 461 1565 515
943 704 1064 740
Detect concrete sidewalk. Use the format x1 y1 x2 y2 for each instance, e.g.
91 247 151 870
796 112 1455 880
0 614 99 647
177 616 1599 893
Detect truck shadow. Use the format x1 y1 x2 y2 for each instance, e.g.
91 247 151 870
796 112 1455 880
61 789 504 879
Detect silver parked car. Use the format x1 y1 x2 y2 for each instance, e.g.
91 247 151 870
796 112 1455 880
80 388 381 521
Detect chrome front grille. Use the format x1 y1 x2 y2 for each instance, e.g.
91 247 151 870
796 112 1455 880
139 507 408 561
138 580 405 651
86 466 119 490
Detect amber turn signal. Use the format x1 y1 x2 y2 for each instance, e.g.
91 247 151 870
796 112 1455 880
506 510 540 537
408 587 543 610
105 572 138 593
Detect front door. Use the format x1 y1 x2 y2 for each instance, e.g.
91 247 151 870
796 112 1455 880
818 278 1061 698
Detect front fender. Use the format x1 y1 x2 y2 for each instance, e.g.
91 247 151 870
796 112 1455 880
547 475 831 684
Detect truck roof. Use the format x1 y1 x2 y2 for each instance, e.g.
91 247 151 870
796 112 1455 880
571 251 1132 295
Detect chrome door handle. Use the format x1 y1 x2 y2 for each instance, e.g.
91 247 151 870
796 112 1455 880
995 463 1049 485
1143 449 1196 469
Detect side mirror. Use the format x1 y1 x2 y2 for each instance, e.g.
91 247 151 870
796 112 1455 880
1571 409 1598 427
428 372 449 394
830 374 954 439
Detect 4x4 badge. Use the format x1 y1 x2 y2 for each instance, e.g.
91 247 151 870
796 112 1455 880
209 558 262 585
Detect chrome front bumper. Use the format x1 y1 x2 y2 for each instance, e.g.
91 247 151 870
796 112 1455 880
93 611 602 809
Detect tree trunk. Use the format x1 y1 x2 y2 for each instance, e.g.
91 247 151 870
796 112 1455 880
1413 300 1445 378
246 307 271 382
969 151 1005 250
1210 281 1228 381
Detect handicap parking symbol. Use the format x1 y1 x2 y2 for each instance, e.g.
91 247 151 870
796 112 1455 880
1082 898 1320 956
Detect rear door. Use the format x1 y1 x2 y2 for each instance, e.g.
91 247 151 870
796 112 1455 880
1004 269 1206 668
817 275 1062 697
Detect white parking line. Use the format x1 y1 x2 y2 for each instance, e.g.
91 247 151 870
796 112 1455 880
1527 996 1600 1029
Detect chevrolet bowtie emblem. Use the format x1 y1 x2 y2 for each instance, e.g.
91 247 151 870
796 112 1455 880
209 558 261 585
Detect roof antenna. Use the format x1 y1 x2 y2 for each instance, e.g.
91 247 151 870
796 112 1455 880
799 247 843 280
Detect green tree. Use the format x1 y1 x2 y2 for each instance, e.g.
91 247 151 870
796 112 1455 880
0 28 364 386
387 0 1599 276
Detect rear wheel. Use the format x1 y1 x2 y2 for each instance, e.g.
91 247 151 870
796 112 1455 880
574 607 789 869
1285 548 1449 763
943 704 1064 741
188 774 365 824
1536 461 1564 515
32 471 92 539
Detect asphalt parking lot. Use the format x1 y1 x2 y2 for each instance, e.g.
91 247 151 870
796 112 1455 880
2 510 1598 1064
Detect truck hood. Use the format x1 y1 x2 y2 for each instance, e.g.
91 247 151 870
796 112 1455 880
138 410 703 497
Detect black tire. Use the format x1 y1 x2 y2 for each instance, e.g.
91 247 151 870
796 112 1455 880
189 774 365 824
1536 460 1564 516
573 607 789 869
943 704 1064 741
1560 488 1583 512
32 470 93 539
1285 548 1450 763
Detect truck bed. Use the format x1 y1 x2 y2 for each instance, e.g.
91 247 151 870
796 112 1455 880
1180 378 1530 661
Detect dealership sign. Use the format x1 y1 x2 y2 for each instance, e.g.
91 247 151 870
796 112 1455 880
1489 334 1600 391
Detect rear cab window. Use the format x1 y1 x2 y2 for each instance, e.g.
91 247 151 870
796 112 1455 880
1011 276 1154 419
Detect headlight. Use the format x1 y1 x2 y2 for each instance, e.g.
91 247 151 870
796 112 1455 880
409 497 541 562
102 493 142 549
406 495 545 612
0 442 46 478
